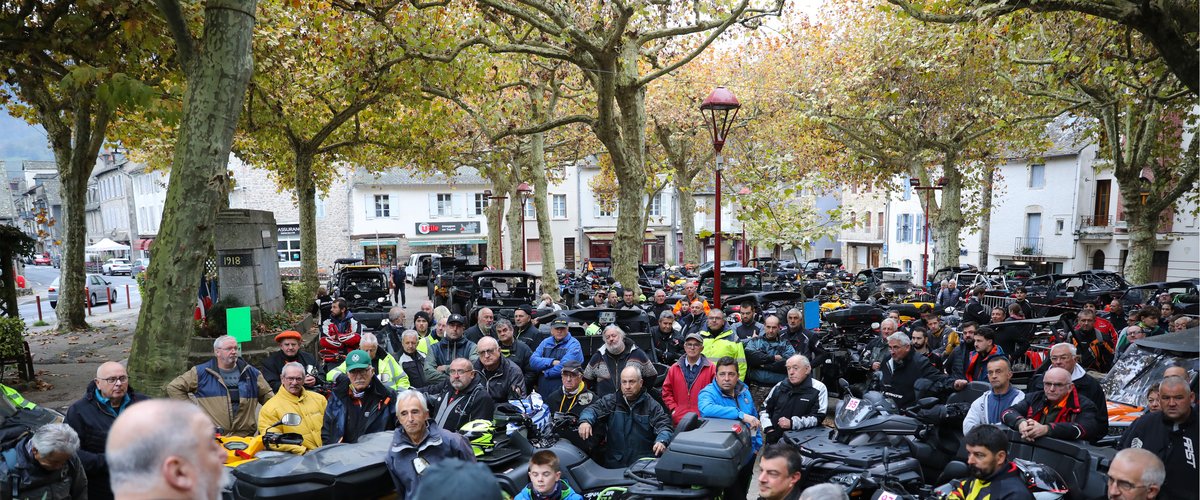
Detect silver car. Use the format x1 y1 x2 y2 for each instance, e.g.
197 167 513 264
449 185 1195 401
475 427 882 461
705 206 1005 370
48 274 120 309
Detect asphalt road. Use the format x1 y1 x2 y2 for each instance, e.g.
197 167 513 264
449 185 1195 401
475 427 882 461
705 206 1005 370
18 264 142 325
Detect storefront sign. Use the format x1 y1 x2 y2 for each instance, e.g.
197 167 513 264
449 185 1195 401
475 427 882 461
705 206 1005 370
415 221 481 235
277 224 300 237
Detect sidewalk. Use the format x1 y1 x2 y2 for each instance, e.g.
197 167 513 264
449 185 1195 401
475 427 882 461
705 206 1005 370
18 304 141 413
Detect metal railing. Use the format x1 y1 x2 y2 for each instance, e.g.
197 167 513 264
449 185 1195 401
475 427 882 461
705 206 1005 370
1078 215 1111 229
1014 237 1043 256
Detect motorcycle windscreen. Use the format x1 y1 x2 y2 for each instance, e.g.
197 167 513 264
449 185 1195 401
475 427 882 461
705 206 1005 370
835 392 892 428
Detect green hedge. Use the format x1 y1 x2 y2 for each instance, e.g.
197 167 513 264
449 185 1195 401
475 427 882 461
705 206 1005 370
0 317 27 359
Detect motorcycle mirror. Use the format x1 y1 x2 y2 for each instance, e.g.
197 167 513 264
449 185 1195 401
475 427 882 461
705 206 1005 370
279 413 301 427
838 378 852 395
937 461 969 486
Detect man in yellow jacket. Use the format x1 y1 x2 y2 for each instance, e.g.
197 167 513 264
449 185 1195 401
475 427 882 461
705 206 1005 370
259 362 327 454
326 333 408 391
700 310 747 380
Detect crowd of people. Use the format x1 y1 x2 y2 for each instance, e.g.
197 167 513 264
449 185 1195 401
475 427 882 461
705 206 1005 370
0 274 1192 500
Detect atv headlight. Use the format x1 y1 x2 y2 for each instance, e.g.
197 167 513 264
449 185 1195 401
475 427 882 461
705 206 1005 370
828 472 861 490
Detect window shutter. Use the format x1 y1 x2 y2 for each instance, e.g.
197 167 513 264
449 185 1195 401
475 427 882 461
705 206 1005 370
896 215 902 241
428 193 438 217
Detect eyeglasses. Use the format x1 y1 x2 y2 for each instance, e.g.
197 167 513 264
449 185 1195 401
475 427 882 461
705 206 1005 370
448 369 472 375
100 376 128 384
282 376 304 382
479 348 499 355
1043 381 1071 389
1107 477 1146 493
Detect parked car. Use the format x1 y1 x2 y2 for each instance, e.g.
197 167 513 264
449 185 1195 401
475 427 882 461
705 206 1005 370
698 266 766 304
331 265 392 326
32 254 51 266
102 258 132 276
1100 328 1198 444
132 258 150 275
695 260 741 277
48 274 120 309
403 252 443 286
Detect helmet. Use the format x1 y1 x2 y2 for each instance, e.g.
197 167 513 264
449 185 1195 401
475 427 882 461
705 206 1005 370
459 419 495 456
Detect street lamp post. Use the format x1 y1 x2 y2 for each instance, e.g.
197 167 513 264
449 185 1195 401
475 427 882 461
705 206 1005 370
484 189 506 269
516 182 533 271
700 87 741 309
909 176 947 289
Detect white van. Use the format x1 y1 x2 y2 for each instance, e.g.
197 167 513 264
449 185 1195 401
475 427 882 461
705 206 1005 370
404 253 443 286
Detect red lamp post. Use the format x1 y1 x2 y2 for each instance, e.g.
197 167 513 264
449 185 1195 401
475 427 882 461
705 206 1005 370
700 87 741 309
483 189 505 269
910 176 947 289
516 182 533 271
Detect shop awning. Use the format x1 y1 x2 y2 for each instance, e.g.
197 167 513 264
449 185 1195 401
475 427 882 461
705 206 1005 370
135 238 154 251
409 239 486 247
358 240 398 247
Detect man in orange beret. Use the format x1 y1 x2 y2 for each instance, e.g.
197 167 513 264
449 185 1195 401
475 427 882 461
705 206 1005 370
260 330 324 393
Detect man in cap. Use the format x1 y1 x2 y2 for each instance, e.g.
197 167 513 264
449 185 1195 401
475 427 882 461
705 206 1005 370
662 332 715 424
326 332 407 391
424 313 478 384
259 330 322 393
545 360 597 452
531 318 584 397
321 350 396 444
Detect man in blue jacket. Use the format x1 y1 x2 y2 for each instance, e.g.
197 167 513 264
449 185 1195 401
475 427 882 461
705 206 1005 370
530 318 584 397
386 390 476 498
699 356 762 500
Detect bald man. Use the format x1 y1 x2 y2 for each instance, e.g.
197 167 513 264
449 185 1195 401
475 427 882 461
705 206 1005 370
107 400 228 500
66 361 149 500
1001 367 1104 442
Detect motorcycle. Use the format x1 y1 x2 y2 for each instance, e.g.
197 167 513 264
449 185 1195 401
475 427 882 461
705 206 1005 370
784 379 983 498
217 413 305 468
490 408 752 499
227 430 394 500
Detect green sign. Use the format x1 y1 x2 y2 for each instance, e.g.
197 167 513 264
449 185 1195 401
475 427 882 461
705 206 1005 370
227 307 253 343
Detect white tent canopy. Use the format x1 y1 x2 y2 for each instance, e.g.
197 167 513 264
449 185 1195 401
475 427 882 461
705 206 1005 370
85 238 130 252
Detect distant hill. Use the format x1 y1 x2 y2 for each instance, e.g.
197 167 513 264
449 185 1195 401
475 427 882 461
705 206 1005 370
0 112 54 175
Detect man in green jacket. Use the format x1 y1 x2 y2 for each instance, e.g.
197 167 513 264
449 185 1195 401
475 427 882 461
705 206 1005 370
326 332 407 391
700 309 747 380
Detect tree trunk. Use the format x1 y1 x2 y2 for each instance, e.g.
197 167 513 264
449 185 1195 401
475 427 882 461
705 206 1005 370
22 84 112 331
602 82 648 289
129 0 256 396
0 249 17 319
294 152 319 292
506 182 525 270
978 164 994 269
528 133 559 300
483 166 511 269
676 186 699 265
1119 185 1160 284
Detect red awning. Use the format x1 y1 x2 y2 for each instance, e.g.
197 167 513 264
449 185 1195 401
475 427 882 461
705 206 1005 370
135 238 154 251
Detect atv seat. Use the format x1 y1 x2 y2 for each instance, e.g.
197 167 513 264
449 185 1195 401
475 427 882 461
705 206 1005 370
1004 430 1106 500
569 458 635 492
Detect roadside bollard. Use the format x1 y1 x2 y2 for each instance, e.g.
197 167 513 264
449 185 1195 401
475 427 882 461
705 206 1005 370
126 285 131 309
35 296 42 322
107 288 113 312
86 290 92 316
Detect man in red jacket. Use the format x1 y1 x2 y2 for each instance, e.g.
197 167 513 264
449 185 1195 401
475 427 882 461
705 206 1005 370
661 333 715 424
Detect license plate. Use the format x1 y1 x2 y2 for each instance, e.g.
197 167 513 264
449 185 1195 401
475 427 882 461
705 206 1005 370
878 491 899 500
845 398 860 411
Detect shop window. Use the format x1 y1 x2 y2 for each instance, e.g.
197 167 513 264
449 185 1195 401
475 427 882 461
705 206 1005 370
374 195 390 218
474 193 489 215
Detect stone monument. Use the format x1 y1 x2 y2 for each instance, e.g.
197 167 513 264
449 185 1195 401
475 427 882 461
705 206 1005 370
215 209 283 314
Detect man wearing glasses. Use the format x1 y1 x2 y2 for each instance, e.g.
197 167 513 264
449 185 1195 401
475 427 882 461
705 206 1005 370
167 335 273 438
428 358 494 432
662 333 715 425
65 361 148 500
321 350 396 444
259 362 327 454
473 337 526 402
1029 343 1109 438
1000 366 1104 443
1106 448 1165 500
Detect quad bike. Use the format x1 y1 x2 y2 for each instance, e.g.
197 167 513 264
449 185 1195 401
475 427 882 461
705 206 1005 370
218 413 305 468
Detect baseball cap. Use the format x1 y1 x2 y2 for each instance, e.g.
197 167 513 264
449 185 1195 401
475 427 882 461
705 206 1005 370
274 330 302 343
560 360 583 374
447 314 466 325
684 333 704 344
551 318 569 328
345 350 372 371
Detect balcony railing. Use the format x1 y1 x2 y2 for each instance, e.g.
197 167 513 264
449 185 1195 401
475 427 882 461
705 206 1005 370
841 226 885 241
1078 215 1111 229
1014 237 1043 256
